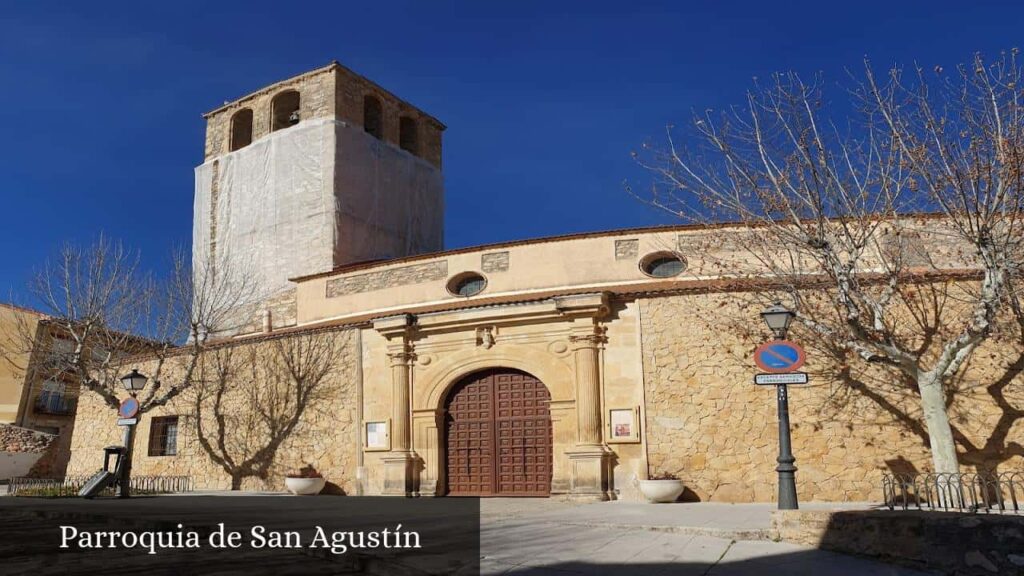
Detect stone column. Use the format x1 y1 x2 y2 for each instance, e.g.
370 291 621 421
389 349 412 451
565 330 613 501
572 334 604 446
382 346 418 496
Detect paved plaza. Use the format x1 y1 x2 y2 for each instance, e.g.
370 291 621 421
0 493 937 575
479 499 934 575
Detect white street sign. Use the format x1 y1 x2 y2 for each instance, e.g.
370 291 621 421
754 372 809 385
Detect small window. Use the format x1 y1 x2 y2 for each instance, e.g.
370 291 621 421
363 95 383 139
148 416 179 456
271 90 301 132
447 272 487 297
35 381 72 415
399 116 418 155
640 252 686 278
229 108 253 151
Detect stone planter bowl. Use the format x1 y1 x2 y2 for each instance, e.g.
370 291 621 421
285 477 326 495
639 479 685 503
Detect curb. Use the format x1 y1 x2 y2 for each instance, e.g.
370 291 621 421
525 519 774 541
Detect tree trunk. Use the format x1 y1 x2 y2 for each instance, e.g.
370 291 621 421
918 373 959 475
230 473 243 491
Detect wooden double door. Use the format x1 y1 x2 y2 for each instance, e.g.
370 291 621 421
444 369 552 496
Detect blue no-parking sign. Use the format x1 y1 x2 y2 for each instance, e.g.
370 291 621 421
753 340 806 373
118 397 139 419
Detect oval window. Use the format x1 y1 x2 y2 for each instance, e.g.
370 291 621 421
640 253 686 278
447 272 487 297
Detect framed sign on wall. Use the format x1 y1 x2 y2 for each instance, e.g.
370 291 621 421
608 407 640 443
364 419 391 451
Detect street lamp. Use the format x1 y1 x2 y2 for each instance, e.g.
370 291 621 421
117 369 148 498
761 302 795 340
760 302 799 510
120 369 148 394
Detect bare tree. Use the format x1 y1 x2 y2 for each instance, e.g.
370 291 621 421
633 51 1024 475
1 235 258 415
192 329 349 490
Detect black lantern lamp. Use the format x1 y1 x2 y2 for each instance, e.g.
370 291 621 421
761 302 795 340
120 369 148 393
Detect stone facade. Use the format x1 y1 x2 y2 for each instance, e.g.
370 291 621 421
66 223 1024 503
67 329 361 493
639 292 1024 502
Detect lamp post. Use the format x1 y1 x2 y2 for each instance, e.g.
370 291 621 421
760 302 799 510
118 369 148 498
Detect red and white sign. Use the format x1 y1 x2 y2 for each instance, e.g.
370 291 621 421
753 340 806 373
118 397 139 419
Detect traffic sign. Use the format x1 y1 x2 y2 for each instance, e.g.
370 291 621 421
117 417 138 426
755 372 809 385
118 398 139 419
754 340 806 373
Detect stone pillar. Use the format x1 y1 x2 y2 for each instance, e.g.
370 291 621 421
382 346 418 496
566 331 613 501
572 334 604 446
389 349 412 451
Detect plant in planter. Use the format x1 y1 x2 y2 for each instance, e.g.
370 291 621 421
639 471 685 503
284 464 326 495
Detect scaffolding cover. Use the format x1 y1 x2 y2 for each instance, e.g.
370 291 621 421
193 117 444 311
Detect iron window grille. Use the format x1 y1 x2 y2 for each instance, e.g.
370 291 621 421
148 416 179 457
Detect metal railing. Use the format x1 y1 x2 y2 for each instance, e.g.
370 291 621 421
882 471 1022 513
33 394 76 415
9 475 192 497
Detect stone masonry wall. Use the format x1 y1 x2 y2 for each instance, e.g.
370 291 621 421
0 423 54 453
204 68 336 160
639 293 1024 502
326 261 448 297
204 64 443 168
67 328 361 493
772 510 1024 575
333 67 443 169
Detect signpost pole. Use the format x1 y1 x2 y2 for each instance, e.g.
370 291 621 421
775 384 798 510
758 303 801 511
119 423 136 498
115 395 142 499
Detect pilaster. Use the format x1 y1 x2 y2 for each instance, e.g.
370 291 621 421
375 314 420 497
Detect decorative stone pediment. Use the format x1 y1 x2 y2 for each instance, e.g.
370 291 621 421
372 292 610 340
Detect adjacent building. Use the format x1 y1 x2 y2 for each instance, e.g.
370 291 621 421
0 304 81 476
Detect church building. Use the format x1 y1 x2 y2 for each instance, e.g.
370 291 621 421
66 63 1018 502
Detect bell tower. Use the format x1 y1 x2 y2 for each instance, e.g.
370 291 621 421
193 61 445 332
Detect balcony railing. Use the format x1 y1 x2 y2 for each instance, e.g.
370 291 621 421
33 394 76 415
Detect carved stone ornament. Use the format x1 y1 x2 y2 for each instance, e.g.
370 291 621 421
476 326 497 349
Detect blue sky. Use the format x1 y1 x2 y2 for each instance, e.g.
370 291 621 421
1 1 1020 299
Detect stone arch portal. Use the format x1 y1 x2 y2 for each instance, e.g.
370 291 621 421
443 368 553 497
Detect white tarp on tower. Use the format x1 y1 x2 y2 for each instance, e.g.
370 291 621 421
193 117 444 331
